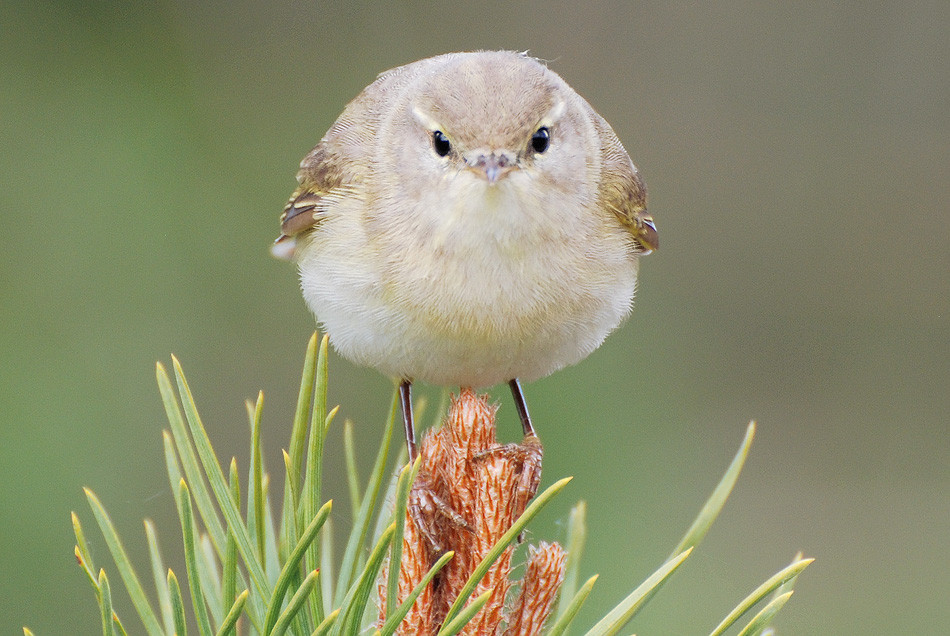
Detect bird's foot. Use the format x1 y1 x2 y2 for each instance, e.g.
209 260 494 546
407 470 473 554
472 433 544 517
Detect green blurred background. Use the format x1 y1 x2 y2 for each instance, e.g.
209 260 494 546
2 0 947 633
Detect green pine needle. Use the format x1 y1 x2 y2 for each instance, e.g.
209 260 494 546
157 363 227 558
343 420 362 525
707 556 813 636
84 488 164 636
735 592 793 636
72 511 96 581
378 550 455 636
581 547 693 636
555 500 588 621
270 569 320 636
98 570 115 636
386 456 423 619
330 523 396 636
167 569 188 636
251 391 266 571
303 334 330 626
671 421 755 558
223 459 240 615
545 574 598 636
333 392 397 609
177 480 214 636
167 358 270 597
310 608 340 636
216 589 249 636
438 590 494 636
287 333 318 494
263 500 332 635
144 520 173 634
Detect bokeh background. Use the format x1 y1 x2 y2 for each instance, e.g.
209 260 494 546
2 1 948 633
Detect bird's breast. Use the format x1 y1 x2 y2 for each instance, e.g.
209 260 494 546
378 176 621 341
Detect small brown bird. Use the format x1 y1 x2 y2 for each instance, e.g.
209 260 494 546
275 51 657 457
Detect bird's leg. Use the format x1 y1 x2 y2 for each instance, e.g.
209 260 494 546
401 382 473 552
508 378 536 437
399 379 417 461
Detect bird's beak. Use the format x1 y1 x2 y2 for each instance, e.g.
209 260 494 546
632 211 659 254
468 152 517 184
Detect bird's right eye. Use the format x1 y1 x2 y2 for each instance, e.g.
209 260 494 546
432 130 451 157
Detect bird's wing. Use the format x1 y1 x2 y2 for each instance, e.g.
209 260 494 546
591 112 659 254
272 66 414 261
271 138 352 260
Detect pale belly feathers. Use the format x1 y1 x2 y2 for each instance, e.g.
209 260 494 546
297 177 638 387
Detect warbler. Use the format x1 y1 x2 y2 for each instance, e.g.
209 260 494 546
274 51 658 457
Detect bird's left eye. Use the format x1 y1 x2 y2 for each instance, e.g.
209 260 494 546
432 130 451 157
531 127 550 153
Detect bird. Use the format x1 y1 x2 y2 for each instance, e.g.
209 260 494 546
273 51 657 459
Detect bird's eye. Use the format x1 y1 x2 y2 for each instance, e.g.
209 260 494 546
432 130 451 157
531 127 550 153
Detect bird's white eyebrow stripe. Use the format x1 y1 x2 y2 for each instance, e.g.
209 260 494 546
539 100 566 127
411 106 442 131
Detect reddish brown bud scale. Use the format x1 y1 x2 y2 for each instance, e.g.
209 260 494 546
378 390 564 636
